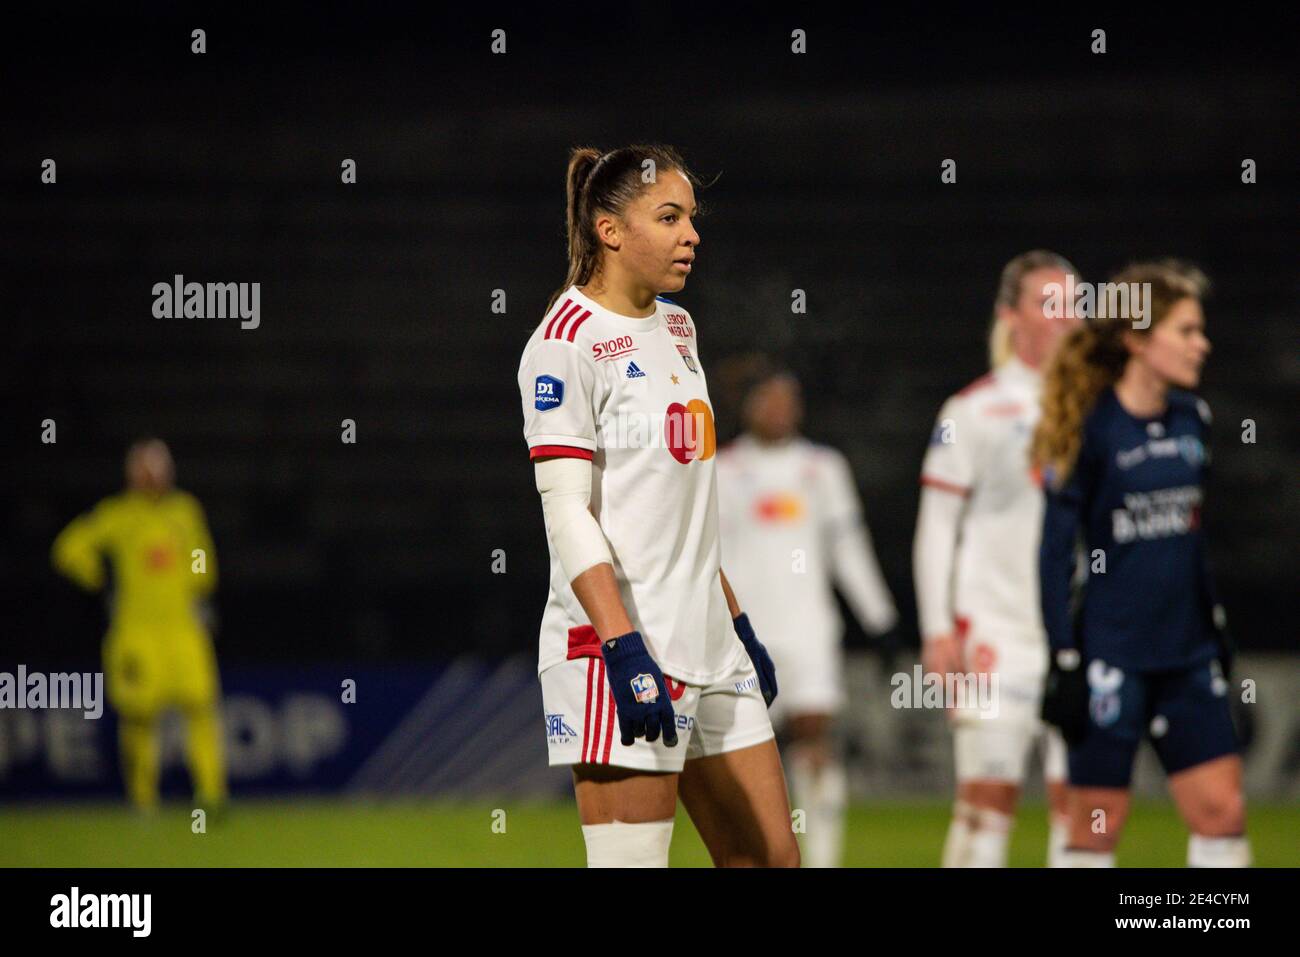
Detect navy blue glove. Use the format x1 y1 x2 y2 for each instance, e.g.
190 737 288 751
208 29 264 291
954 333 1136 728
600 631 678 747
733 613 777 708
1041 649 1089 747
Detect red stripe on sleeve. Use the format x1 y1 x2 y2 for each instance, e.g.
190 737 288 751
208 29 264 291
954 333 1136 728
530 445 594 461
920 475 971 498
551 302 583 340
544 298 572 340
565 309 592 342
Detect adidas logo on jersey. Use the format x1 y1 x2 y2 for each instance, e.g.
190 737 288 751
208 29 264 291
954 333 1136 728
625 361 647 379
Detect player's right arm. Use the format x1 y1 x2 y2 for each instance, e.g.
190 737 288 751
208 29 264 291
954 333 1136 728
519 333 677 746
913 395 974 678
51 499 116 592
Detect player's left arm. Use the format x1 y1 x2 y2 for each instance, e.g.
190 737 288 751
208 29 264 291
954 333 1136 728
719 567 777 707
1193 397 1233 674
182 493 218 597
822 450 899 636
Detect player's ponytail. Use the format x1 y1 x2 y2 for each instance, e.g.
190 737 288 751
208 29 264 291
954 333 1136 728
1032 259 1210 485
1031 320 1128 484
545 144 707 318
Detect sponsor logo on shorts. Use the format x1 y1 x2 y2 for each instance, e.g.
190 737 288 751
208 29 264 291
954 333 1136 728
1087 659 1124 727
734 674 759 694
545 712 578 743
676 714 695 731
664 676 686 701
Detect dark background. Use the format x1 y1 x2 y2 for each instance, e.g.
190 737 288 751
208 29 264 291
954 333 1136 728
3 6 1296 666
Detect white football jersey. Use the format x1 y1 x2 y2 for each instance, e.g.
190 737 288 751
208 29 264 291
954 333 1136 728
517 285 742 685
716 435 897 651
917 356 1047 662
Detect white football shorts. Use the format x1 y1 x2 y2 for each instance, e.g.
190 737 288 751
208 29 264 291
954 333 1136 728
540 634 775 773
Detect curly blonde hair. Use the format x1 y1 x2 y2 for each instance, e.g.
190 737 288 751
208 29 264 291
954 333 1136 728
1031 260 1210 485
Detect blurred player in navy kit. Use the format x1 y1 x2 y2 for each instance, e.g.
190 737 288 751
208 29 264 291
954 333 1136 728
1033 261 1249 867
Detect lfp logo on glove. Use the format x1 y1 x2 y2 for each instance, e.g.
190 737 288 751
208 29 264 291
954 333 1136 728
630 673 659 704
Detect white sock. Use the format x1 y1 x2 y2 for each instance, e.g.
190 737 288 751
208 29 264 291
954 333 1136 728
965 807 1012 868
581 819 675 868
941 801 974 868
802 760 847 868
1188 834 1251 868
1048 814 1071 868
1057 848 1116 868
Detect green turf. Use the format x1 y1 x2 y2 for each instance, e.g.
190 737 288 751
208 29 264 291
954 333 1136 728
1 798 1294 867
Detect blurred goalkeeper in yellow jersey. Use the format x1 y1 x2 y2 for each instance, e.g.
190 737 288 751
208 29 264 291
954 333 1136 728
51 438 228 813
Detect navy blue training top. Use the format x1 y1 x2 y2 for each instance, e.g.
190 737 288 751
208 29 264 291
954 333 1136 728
1040 387 1221 672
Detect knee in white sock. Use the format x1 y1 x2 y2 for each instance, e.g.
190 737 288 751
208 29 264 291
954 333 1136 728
965 806 1013 868
941 800 975 868
1048 813 1071 868
581 819 675 868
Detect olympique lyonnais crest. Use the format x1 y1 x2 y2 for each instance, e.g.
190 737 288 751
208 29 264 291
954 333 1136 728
630 673 659 703
676 343 697 374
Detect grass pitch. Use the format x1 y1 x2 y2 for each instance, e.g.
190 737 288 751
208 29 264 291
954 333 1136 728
3 797 1296 867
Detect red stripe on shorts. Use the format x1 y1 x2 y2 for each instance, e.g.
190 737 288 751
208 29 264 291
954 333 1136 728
590 660 607 763
602 683 616 763
581 657 596 762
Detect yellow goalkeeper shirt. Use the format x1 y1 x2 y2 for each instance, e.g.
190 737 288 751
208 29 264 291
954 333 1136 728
51 489 217 629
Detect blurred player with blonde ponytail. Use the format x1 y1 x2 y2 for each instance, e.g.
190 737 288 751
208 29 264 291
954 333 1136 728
914 250 1079 867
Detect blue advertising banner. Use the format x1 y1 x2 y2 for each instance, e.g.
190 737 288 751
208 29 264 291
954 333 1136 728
0 657 569 801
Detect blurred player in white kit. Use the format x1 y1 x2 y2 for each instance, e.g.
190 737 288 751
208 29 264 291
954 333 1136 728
717 366 898 867
913 250 1080 867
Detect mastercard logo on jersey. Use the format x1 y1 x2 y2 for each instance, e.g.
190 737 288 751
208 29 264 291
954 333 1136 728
534 375 564 411
754 492 805 523
664 399 716 464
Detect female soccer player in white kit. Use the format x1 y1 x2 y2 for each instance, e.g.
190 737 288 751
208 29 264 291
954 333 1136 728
913 250 1079 867
517 145 799 868
716 367 898 867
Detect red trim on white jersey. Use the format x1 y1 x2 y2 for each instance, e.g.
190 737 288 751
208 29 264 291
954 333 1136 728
920 475 971 497
530 445 594 461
